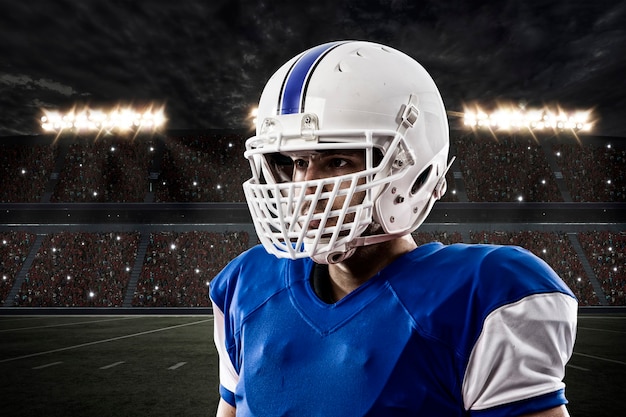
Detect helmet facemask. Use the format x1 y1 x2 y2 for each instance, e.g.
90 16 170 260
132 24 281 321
243 123 412 264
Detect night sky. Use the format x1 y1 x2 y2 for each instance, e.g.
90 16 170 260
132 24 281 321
1 0 625 137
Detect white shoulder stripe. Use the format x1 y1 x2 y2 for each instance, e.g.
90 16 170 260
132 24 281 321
462 292 578 411
212 301 240 394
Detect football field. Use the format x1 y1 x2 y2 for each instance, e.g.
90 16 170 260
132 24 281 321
0 315 219 417
0 312 624 416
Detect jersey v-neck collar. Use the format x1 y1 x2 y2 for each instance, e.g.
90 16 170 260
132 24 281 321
285 243 432 335
286 258 388 335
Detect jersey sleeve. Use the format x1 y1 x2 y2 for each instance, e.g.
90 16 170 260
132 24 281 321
209 245 289 408
462 288 578 415
211 300 239 407
210 251 246 408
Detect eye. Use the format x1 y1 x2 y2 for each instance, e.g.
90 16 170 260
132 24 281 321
330 158 348 168
293 158 308 169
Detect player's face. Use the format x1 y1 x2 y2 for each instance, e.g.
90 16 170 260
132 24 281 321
288 150 367 231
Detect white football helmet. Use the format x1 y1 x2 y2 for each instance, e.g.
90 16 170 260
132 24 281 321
243 40 453 264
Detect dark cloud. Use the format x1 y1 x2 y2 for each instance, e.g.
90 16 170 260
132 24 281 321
0 0 624 137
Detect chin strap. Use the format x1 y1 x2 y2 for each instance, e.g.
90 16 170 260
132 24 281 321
312 231 408 264
311 248 356 265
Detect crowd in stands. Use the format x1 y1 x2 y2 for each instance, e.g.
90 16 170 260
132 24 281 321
412 231 464 245
0 131 624 203
51 136 154 202
14 232 140 307
0 143 57 203
578 231 626 305
0 228 623 307
454 135 562 202
0 132 624 307
132 231 249 307
0 232 36 305
552 143 626 202
155 133 247 202
470 230 600 305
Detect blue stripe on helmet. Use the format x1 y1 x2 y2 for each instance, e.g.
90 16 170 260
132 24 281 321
279 41 347 115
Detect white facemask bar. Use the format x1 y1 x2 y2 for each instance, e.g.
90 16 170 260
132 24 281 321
244 170 372 260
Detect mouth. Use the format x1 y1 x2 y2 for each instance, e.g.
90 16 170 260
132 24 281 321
300 201 325 230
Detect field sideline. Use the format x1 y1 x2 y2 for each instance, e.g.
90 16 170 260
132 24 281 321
0 313 624 416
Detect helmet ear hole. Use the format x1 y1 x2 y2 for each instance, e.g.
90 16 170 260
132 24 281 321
410 165 432 195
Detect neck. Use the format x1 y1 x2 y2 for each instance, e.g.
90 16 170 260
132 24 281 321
326 234 417 302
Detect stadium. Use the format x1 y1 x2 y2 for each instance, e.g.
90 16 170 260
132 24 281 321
2 0 625 413
0 109 624 415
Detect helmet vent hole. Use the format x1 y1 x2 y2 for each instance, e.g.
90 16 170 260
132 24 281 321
411 165 432 195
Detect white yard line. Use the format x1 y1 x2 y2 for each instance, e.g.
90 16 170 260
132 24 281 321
573 352 626 366
577 326 626 335
0 316 144 333
100 361 126 370
0 318 213 364
32 361 63 370
566 364 590 372
168 362 187 370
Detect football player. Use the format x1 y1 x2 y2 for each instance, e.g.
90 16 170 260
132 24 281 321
210 40 577 417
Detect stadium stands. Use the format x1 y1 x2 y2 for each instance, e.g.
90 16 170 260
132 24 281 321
0 130 623 307
0 131 623 204
552 142 626 202
155 133 246 202
51 137 154 203
0 143 57 203
578 231 626 305
454 134 562 202
0 232 36 305
412 231 464 245
14 232 140 307
133 231 248 307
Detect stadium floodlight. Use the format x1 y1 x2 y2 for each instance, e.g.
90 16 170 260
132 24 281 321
41 104 167 134
462 104 593 133
249 107 258 128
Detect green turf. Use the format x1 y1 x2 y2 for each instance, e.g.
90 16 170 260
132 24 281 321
0 313 624 416
0 316 219 417
562 313 626 416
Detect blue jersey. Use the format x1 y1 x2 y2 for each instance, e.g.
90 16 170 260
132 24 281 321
210 242 577 416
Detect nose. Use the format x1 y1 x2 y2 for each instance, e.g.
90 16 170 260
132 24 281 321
304 168 321 182
303 168 320 195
